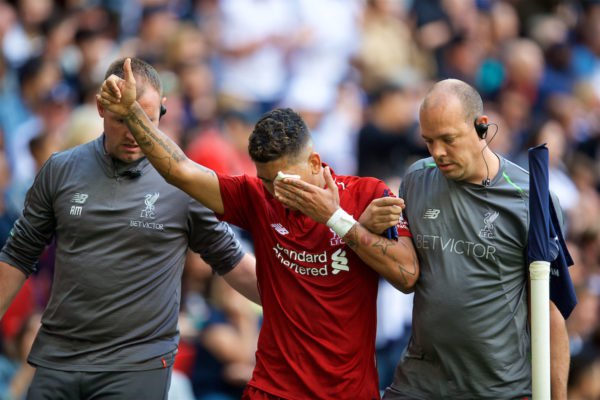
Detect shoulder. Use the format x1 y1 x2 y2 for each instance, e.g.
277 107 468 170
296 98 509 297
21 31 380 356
335 174 384 192
402 157 438 186
405 157 437 176
48 141 94 166
499 157 529 194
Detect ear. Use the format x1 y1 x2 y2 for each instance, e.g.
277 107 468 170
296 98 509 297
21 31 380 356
476 115 489 126
308 152 321 174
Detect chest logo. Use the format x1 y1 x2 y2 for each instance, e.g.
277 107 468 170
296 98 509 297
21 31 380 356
423 209 440 219
141 192 159 219
331 248 349 275
69 193 88 216
271 223 289 235
71 193 88 204
479 211 499 239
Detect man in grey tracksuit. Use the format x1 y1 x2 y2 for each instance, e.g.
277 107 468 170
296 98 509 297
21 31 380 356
0 57 258 400
362 79 571 399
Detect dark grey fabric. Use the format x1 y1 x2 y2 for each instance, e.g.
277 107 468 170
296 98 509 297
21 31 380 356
27 365 173 400
386 156 532 399
0 136 244 372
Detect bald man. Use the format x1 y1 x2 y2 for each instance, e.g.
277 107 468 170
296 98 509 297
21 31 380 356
365 79 570 399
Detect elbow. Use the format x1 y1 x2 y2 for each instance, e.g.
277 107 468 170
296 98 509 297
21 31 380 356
389 256 420 294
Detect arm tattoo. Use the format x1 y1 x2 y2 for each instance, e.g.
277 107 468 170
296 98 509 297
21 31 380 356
345 224 359 248
372 237 393 256
193 163 216 178
124 109 187 179
345 223 417 288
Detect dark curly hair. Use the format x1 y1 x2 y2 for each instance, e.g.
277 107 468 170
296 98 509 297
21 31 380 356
248 108 311 163
104 57 162 99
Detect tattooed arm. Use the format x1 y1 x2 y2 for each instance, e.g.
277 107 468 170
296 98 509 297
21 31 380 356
343 224 418 293
275 167 419 293
96 58 225 214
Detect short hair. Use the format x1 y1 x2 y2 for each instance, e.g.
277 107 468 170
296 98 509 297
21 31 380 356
452 81 484 123
248 108 311 163
423 79 484 123
104 57 162 99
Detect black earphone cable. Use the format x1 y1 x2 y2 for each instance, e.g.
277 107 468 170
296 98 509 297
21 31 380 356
481 123 499 186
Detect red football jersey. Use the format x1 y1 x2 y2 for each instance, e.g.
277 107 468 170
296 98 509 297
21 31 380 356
217 169 411 400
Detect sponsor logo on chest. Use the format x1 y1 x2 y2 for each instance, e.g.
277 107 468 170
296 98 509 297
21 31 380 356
272 242 350 277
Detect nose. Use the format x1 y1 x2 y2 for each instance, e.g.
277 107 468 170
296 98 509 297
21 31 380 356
428 141 446 159
124 129 137 142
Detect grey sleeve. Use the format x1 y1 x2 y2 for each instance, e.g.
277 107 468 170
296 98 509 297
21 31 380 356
186 198 244 276
550 191 567 231
0 157 57 277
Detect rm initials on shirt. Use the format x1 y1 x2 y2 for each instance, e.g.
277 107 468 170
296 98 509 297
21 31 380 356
70 206 83 216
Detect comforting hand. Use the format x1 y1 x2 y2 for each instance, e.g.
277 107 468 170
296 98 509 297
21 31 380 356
359 196 405 235
96 57 137 117
274 166 339 224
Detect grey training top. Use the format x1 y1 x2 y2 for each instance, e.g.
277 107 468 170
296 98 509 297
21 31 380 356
388 156 542 399
0 135 244 372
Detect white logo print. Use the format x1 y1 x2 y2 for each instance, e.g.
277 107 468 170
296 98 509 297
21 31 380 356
329 228 344 246
423 209 440 219
69 206 82 216
331 248 349 275
69 193 88 216
71 193 88 204
479 211 499 239
271 223 289 235
141 192 159 219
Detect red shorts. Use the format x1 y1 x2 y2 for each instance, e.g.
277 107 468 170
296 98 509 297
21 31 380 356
242 386 287 400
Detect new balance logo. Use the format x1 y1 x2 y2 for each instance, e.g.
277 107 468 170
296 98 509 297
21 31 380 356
271 223 289 235
331 248 349 275
423 209 440 219
71 193 88 204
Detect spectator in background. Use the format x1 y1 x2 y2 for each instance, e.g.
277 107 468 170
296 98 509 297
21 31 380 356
0 312 41 400
190 271 259 400
215 0 298 113
187 108 257 177
355 0 433 92
568 343 600 400
357 82 426 182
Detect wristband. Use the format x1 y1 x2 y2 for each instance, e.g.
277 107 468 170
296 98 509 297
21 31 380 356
326 208 357 238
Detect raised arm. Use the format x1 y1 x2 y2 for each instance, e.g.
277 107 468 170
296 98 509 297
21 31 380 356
96 58 225 214
274 168 419 293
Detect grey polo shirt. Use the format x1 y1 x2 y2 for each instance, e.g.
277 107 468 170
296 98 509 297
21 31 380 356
0 136 244 371
388 156 537 399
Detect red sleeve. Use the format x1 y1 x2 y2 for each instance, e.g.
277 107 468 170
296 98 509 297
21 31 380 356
216 173 254 230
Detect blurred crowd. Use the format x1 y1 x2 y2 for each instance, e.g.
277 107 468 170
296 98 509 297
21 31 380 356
0 0 599 399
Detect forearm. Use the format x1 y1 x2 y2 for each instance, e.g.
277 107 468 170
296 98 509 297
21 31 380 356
124 102 189 182
124 102 225 213
550 302 569 400
223 254 261 305
343 224 419 293
0 262 27 319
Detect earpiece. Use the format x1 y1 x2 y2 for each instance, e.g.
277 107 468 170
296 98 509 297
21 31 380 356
159 104 167 120
474 118 489 139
